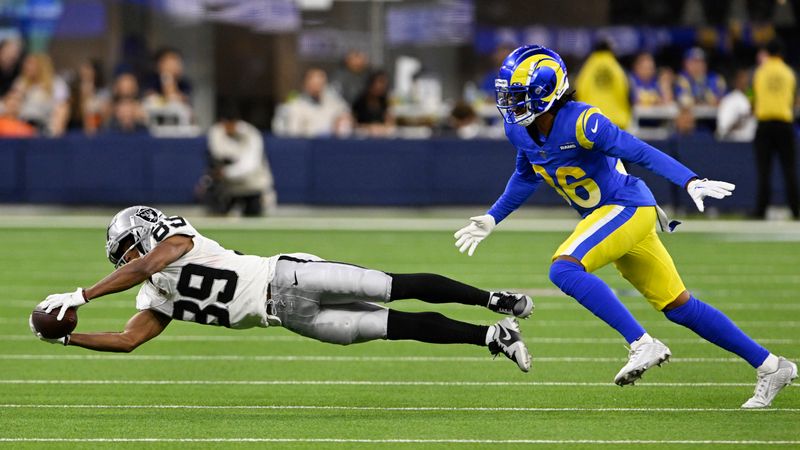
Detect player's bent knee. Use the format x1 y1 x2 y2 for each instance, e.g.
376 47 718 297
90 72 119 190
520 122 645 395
549 259 584 293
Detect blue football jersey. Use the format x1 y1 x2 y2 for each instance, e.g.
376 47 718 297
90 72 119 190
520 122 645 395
488 101 697 220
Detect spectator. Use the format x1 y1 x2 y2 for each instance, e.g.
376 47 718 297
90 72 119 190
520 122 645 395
0 37 23 97
575 40 631 128
272 68 352 138
673 106 697 136
352 71 395 137
112 72 140 99
752 39 798 219
448 101 481 139
331 50 370 105
675 47 725 107
629 52 673 106
0 89 36 137
105 96 148 134
68 59 110 135
203 107 276 217
142 48 193 131
13 53 70 136
143 47 192 105
716 69 756 142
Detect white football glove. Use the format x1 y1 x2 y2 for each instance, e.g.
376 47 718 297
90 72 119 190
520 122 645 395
686 178 736 212
38 288 87 321
28 314 69 345
454 214 496 256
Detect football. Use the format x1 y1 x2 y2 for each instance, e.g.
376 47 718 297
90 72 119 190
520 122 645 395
30 306 78 339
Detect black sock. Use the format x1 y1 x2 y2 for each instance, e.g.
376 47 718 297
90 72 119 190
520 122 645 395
388 273 490 305
385 309 488 346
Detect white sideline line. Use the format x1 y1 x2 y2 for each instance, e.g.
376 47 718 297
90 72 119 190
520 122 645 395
2 379 797 388
3 354 791 363
2 335 798 345
2 404 799 413
3 214 800 234
1 438 798 445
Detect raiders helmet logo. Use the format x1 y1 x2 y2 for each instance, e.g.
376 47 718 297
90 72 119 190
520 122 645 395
135 208 160 223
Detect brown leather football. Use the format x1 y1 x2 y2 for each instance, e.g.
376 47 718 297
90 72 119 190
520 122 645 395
30 307 77 339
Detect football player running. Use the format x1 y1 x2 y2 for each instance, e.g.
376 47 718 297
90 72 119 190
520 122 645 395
454 45 796 407
32 206 532 372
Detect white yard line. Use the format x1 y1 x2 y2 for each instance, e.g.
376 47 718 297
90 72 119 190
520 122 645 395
6 299 800 310
0 438 798 445
1 404 798 413
1 379 796 388
3 318 799 327
2 335 798 345
0 354 795 363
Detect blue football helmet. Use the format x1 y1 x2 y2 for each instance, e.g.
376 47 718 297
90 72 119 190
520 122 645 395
495 45 570 126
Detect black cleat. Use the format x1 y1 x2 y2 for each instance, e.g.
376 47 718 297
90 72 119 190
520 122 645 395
487 291 534 318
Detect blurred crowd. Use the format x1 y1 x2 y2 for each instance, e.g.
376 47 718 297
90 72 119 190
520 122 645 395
271 43 797 143
0 36 796 143
0 37 194 138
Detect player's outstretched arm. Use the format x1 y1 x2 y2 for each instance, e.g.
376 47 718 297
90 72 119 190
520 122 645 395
454 151 541 256
67 310 171 353
84 235 194 300
38 235 193 321
584 111 736 212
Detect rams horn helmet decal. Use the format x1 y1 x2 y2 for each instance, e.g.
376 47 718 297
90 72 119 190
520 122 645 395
495 45 570 126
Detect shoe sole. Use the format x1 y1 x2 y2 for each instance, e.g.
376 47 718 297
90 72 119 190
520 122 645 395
615 352 671 386
513 341 532 373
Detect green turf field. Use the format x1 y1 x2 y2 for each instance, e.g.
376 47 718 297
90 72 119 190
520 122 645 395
1 225 798 448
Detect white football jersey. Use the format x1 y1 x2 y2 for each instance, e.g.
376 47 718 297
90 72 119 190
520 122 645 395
135 216 278 329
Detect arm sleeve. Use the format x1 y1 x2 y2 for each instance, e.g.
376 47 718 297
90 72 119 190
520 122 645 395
486 150 542 223
579 109 697 187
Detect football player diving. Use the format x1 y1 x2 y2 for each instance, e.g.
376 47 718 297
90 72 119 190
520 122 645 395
32 206 532 371
453 45 796 407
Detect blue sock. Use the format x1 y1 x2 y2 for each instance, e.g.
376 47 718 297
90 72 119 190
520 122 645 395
550 260 646 344
664 295 769 368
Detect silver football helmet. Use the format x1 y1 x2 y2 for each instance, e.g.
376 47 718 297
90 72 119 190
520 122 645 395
105 206 165 267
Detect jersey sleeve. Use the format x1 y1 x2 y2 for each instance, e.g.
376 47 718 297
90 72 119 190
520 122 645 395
152 216 198 243
136 280 170 312
575 107 697 188
486 149 542 223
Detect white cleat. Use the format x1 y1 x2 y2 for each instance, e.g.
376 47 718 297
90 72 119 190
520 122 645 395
614 335 671 386
741 357 798 409
488 317 532 373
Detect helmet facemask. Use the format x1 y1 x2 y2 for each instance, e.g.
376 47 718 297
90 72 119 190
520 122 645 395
496 81 537 126
106 229 146 268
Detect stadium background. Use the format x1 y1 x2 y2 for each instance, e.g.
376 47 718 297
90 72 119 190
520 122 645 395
0 0 799 448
